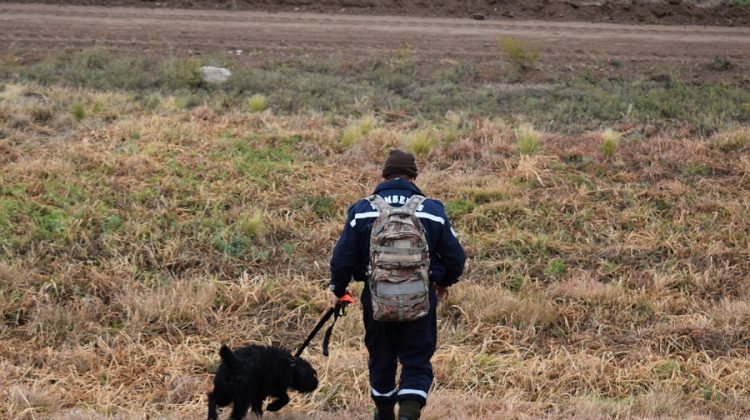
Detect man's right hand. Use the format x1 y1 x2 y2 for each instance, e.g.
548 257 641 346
330 292 341 309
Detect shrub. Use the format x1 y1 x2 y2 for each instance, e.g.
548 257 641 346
705 56 735 71
247 94 268 113
515 124 541 155
71 103 85 121
159 58 202 91
601 128 621 161
499 37 540 70
445 198 476 219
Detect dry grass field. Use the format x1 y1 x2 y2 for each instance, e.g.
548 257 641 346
1 49 749 419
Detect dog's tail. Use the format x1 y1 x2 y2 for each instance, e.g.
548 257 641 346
219 344 236 366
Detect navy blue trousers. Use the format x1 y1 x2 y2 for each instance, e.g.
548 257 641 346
362 284 438 407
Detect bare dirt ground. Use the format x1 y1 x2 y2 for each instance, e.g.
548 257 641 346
1 2 749 83
7 0 750 26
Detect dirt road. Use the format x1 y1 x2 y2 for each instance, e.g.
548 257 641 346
1 3 749 81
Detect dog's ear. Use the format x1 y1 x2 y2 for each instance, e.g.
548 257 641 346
219 344 236 366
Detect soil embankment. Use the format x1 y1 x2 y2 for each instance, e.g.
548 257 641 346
5 0 750 26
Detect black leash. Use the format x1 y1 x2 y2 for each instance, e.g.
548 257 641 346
294 293 354 358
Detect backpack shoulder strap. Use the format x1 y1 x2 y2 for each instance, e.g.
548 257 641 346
366 194 390 213
403 195 426 215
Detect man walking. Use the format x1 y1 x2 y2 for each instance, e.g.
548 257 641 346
330 150 466 420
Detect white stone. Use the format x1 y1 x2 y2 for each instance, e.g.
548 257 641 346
200 66 232 84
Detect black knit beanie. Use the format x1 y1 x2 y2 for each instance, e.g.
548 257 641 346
382 149 418 179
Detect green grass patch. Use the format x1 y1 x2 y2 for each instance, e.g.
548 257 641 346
34 208 73 242
445 198 476 219
214 233 257 258
683 161 708 176
305 195 336 218
14 49 202 92
4 48 749 133
652 359 680 379
103 215 124 233
464 188 508 204
506 275 524 293
227 139 295 184
544 258 567 278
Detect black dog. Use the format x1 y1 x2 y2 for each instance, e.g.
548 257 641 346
207 344 318 419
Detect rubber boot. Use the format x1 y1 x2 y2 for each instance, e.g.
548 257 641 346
374 403 396 420
397 400 421 420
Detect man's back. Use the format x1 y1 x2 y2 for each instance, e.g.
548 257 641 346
330 178 465 297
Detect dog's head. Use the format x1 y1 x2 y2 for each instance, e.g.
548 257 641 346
290 357 318 393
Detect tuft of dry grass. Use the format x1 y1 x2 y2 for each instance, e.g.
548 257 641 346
711 127 749 153
601 128 621 161
550 274 624 304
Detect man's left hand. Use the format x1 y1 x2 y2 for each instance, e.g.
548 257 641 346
435 285 449 302
330 290 356 308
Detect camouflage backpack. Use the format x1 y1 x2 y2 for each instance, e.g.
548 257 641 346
366 194 430 322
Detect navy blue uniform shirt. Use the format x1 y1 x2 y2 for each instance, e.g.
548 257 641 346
329 179 466 297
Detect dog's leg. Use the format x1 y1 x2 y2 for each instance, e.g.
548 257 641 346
250 396 264 416
230 399 252 420
207 392 219 420
266 393 289 412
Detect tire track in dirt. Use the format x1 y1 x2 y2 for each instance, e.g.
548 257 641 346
1 3 748 81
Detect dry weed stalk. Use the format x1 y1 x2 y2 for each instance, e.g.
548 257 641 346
516 154 545 186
